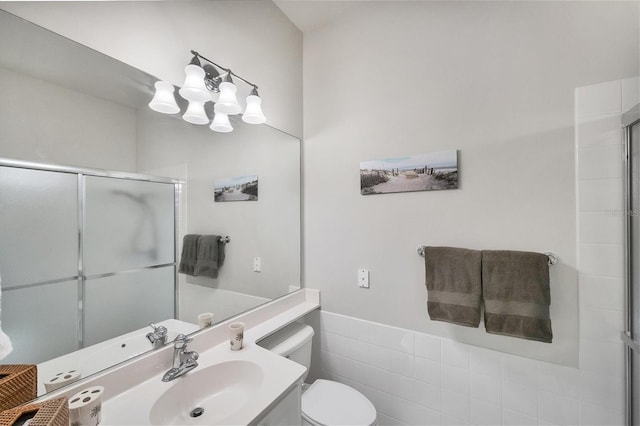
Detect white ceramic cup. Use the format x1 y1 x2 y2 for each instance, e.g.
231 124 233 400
198 312 214 328
229 322 245 351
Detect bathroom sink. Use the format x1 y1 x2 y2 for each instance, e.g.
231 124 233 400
148 360 264 425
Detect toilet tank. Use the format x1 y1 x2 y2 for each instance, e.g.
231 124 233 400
258 322 314 380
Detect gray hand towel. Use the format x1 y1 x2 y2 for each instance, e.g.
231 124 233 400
194 235 225 279
425 246 482 327
178 234 200 276
482 250 552 343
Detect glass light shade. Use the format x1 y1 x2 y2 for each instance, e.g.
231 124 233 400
242 95 266 124
178 64 210 102
182 101 209 125
148 81 180 114
210 107 233 133
215 81 242 115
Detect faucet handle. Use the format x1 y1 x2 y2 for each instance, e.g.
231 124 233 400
149 322 168 336
184 350 199 362
173 334 192 348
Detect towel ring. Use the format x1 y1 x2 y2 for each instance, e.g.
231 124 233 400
416 245 558 266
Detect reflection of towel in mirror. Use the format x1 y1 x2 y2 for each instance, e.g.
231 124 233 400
178 234 200 276
194 235 226 279
482 250 552 343
0 273 13 360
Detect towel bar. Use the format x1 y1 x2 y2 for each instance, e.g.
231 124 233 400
221 236 230 244
416 245 558 265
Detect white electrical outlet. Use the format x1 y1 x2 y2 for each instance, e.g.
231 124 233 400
358 268 369 288
253 257 261 272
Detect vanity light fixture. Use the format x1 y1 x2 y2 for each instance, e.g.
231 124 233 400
148 50 266 133
178 55 211 102
242 87 266 124
148 81 180 114
210 104 233 133
216 74 242 115
182 100 209 125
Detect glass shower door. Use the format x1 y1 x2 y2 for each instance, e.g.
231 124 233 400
0 166 80 363
83 176 176 343
626 120 640 426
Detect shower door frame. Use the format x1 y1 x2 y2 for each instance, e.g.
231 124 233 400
623 105 640 426
0 157 181 350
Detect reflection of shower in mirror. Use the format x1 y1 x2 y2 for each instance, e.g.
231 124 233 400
112 190 159 260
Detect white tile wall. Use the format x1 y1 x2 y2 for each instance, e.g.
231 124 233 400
575 80 622 121
470 372 500 404
308 310 596 425
577 178 624 213
622 77 639 113
302 78 635 426
579 401 625 426
576 78 630 425
577 143 624 180
578 212 624 245
574 116 623 149
578 274 624 311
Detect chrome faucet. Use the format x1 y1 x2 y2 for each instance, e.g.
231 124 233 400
162 334 199 382
146 322 168 349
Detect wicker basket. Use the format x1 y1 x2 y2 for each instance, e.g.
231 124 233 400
0 397 68 426
0 365 37 412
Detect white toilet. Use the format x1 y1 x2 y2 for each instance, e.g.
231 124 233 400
260 322 377 426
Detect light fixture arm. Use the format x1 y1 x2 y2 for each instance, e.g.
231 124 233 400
190 50 258 91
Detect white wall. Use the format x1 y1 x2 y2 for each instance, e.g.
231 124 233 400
305 89 635 424
307 85 638 424
0 1 303 138
303 1 639 366
0 67 136 171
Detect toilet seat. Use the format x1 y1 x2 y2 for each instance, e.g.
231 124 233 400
302 379 377 426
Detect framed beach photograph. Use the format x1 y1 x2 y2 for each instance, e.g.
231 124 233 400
360 150 458 195
214 175 259 202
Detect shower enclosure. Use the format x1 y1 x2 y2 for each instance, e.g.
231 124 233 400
625 108 640 426
0 158 178 364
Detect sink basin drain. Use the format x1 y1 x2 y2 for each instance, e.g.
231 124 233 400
190 407 204 418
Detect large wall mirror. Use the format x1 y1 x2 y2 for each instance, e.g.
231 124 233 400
0 10 300 399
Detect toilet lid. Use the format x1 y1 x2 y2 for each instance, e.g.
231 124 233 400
302 379 377 426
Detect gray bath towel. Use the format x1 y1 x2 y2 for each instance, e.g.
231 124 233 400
482 250 552 343
425 247 482 327
178 234 200 276
194 235 225 279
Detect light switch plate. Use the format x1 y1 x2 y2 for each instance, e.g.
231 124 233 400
358 268 369 288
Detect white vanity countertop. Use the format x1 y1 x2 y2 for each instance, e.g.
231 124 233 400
100 340 306 425
36 288 320 426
